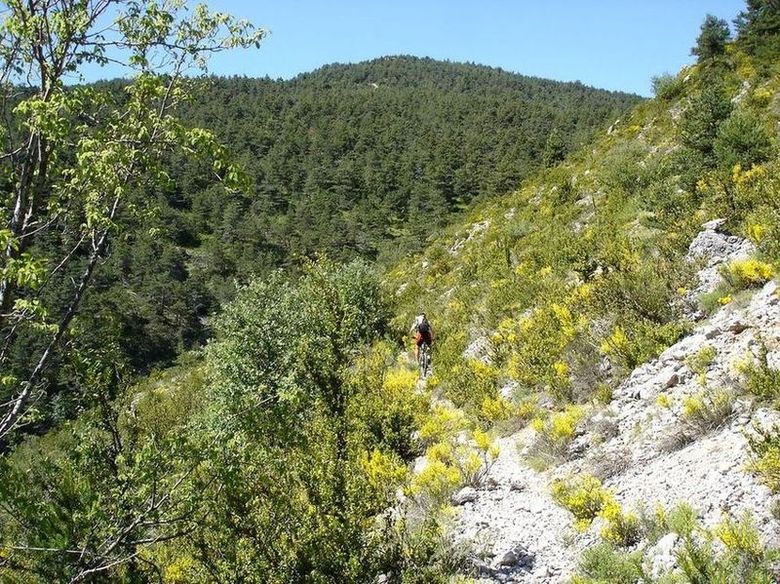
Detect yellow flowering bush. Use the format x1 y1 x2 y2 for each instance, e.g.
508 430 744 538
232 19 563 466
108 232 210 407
361 448 407 494
383 366 419 395
480 395 513 423
723 257 774 289
747 425 780 493
599 500 641 547
418 405 468 445
527 405 585 469
681 388 735 435
408 459 462 506
715 513 764 560
550 474 614 530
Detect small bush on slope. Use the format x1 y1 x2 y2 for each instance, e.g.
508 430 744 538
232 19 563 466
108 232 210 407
747 424 780 492
550 474 613 528
572 504 779 584
571 544 648 584
527 405 586 469
739 346 780 403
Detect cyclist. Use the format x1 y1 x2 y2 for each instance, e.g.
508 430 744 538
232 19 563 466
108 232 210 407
410 313 434 363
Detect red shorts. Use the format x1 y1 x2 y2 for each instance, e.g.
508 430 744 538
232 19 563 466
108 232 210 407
415 331 432 347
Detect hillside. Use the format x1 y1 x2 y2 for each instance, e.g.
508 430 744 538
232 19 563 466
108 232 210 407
170 56 639 285
2 3 780 583
383 8 780 582
0 57 640 431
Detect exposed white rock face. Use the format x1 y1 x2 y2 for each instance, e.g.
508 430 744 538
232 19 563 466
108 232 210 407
644 532 682 579
452 487 479 506
448 223 780 582
450 220 492 255
686 218 756 300
464 334 493 364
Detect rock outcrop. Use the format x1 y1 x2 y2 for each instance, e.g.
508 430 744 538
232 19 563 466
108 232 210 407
449 221 780 582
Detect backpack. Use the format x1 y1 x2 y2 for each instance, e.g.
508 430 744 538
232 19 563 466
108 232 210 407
418 318 431 335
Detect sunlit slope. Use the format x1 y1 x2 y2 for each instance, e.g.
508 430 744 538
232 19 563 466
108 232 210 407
388 46 780 420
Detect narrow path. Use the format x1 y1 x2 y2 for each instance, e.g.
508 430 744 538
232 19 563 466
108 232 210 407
450 430 591 582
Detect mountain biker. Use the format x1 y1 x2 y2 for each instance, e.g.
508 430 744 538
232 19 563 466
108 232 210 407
410 313 433 363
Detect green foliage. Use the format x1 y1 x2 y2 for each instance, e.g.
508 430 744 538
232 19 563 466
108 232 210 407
0 365 209 583
445 359 501 414
571 543 648 584
739 346 780 402
676 512 779 584
735 0 780 61
680 388 736 435
377 517 469 584
652 73 685 101
550 474 613 528
692 15 731 61
599 501 642 547
747 424 780 491
543 128 567 167
0 0 265 438
714 110 776 171
685 345 717 383
411 406 499 507
678 84 733 159
575 504 779 584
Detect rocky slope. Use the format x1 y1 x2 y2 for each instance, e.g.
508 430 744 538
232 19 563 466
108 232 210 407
448 220 780 583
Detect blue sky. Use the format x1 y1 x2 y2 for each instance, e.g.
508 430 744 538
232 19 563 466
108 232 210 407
201 0 747 96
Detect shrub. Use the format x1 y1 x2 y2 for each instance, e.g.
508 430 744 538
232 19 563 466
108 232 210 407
418 406 469 446
479 395 513 424
445 358 500 413
715 513 764 562
550 474 614 529
408 458 463 507
379 516 468 583
715 110 775 172
740 349 780 402
599 320 688 373
681 388 736 434
746 424 780 492
722 257 774 289
644 502 699 541
685 345 717 385
571 543 647 584
651 73 685 101
588 447 631 480
676 512 778 584
678 84 732 158
526 405 585 469
600 500 641 547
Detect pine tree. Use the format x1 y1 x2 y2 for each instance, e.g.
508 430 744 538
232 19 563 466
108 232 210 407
692 15 731 61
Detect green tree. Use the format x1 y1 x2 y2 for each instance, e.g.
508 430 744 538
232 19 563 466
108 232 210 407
0 0 264 439
543 128 567 167
692 14 731 61
185 260 404 582
735 0 780 56
714 110 776 170
678 84 733 160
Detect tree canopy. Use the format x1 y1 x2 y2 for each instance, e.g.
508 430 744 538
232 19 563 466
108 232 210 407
0 0 264 440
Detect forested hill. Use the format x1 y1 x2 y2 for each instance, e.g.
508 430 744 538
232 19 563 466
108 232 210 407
70 57 640 377
172 58 640 276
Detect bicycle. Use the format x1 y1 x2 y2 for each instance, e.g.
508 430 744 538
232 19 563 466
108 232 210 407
418 341 432 379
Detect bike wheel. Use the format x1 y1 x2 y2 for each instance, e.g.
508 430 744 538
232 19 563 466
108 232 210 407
419 344 430 378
